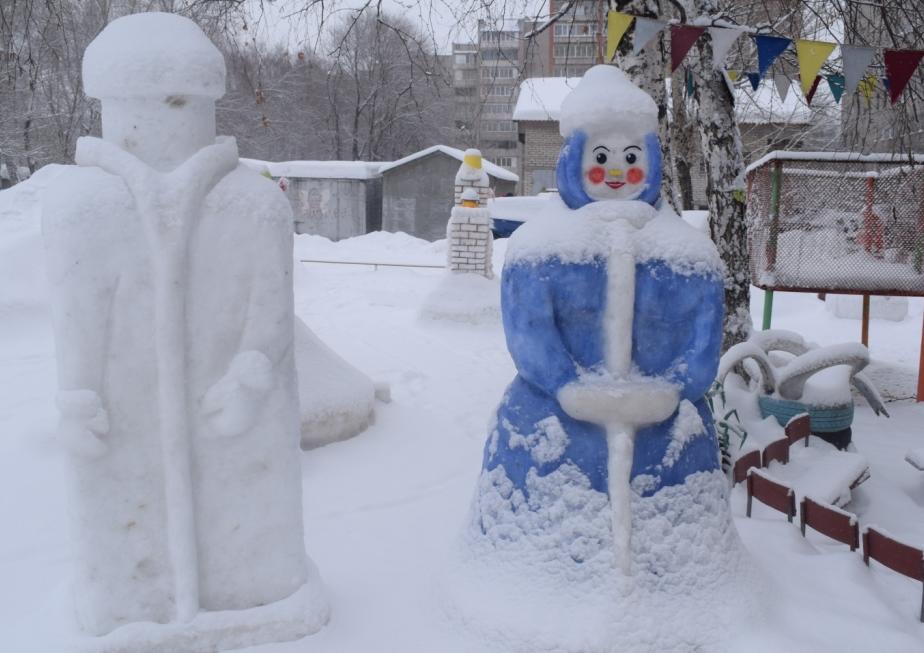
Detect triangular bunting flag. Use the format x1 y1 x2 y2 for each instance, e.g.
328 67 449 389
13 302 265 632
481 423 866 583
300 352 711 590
857 75 877 105
747 72 761 91
805 75 822 106
882 76 891 93
841 45 876 95
883 49 924 104
727 69 740 82
773 74 791 102
670 25 705 72
633 18 666 55
709 26 744 70
606 11 635 61
826 74 845 103
795 39 837 97
755 35 792 77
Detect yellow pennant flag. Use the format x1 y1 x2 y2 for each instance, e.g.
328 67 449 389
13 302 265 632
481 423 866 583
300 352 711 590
727 69 740 82
858 74 878 104
795 39 837 97
606 11 635 61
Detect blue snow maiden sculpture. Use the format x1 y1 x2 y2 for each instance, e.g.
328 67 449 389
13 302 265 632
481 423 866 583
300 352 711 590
467 65 729 573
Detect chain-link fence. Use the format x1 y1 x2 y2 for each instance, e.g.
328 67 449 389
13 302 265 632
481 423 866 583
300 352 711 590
746 154 924 295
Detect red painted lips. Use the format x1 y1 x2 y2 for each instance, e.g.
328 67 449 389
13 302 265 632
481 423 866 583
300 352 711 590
605 181 625 189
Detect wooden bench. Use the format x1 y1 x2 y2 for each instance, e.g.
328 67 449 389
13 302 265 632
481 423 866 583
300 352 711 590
863 526 924 622
800 496 859 551
746 468 796 523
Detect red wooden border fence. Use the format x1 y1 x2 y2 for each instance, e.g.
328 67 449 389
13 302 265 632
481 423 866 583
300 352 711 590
747 469 796 522
785 413 811 448
762 437 790 467
733 450 761 485
862 527 924 622
800 496 859 551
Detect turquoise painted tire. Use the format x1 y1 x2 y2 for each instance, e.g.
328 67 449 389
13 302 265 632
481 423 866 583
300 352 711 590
758 395 854 433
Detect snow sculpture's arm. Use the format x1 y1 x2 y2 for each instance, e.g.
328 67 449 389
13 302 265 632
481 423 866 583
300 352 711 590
42 181 113 457
669 273 725 402
201 181 295 438
501 260 580 397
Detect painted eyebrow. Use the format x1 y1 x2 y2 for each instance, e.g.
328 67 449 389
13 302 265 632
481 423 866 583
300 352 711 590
623 145 642 152
592 145 610 152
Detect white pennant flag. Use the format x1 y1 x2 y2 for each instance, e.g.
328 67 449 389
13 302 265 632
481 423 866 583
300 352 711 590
774 74 791 102
841 45 876 96
633 18 666 55
709 26 744 70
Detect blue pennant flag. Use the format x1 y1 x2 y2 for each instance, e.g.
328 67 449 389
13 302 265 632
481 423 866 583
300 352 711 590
747 72 761 91
826 74 845 103
755 35 792 77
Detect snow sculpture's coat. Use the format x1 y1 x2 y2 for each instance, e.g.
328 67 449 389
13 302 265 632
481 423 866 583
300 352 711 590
42 13 327 645
461 66 740 601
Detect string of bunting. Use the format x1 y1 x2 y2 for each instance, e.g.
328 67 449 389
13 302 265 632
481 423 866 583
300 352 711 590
606 10 924 106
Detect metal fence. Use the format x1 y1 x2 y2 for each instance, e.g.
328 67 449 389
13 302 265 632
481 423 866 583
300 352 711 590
746 153 924 296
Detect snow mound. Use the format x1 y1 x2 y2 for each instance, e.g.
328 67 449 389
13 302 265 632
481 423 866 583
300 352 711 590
0 165 65 314
295 317 376 449
442 469 762 652
419 272 501 324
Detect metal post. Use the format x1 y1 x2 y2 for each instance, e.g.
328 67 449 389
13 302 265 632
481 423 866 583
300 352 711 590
861 295 870 347
762 289 774 330
918 313 924 402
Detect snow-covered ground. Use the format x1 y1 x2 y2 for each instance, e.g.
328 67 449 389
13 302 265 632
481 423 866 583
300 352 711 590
1 180 924 650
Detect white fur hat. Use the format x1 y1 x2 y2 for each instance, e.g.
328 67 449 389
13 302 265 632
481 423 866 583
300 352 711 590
559 65 659 138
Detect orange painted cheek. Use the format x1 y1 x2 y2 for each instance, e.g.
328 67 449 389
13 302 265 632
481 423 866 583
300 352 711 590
626 167 645 184
587 166 605 184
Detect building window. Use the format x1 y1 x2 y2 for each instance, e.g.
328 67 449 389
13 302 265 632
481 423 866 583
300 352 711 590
554 43 595 59
495 156 514 168
483 102 513 114
481 48 518 61
454 53 474 65
486 84 514 97
482 120 515 132
481 66 516 80
454 87 476 96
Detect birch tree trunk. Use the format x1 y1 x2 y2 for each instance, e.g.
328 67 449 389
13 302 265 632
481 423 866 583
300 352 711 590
686 0 752 350
613 0 678 211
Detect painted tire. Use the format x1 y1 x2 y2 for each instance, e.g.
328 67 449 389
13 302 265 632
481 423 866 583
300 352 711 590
758 394 854 433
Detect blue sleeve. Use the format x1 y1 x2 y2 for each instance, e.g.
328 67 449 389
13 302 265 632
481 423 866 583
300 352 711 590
672 274 725 401
501 261 580 397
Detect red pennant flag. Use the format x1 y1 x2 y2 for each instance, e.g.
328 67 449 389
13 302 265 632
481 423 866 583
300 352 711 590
883 49 924 104
670 25 705 73
805 75 822 106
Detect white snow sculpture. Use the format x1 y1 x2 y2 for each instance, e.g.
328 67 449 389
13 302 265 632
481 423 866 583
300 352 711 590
42 12 327 648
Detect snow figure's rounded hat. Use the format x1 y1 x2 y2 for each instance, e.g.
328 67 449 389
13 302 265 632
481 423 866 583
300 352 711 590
83 12 226 100
556 65 662 209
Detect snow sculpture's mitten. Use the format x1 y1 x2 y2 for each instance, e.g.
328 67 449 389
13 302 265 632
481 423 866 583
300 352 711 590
201 350 274 437
56 390 110 458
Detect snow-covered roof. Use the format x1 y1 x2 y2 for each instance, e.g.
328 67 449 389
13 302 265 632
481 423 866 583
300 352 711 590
240 158 386 180
512 77 580 122
377 145 518 182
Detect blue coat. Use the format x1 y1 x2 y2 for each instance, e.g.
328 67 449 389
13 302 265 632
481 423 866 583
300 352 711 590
477 215 724 525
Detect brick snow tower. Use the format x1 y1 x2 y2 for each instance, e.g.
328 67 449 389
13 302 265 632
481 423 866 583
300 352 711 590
448 149 493 279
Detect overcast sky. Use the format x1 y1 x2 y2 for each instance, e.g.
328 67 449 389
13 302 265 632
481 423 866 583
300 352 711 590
244 0 549 55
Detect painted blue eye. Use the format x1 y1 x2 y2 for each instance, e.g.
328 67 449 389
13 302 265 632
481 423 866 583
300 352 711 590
625 152 637 164
595 152 607 164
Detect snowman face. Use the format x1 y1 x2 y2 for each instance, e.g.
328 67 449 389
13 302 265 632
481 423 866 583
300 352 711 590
581 132 649 201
